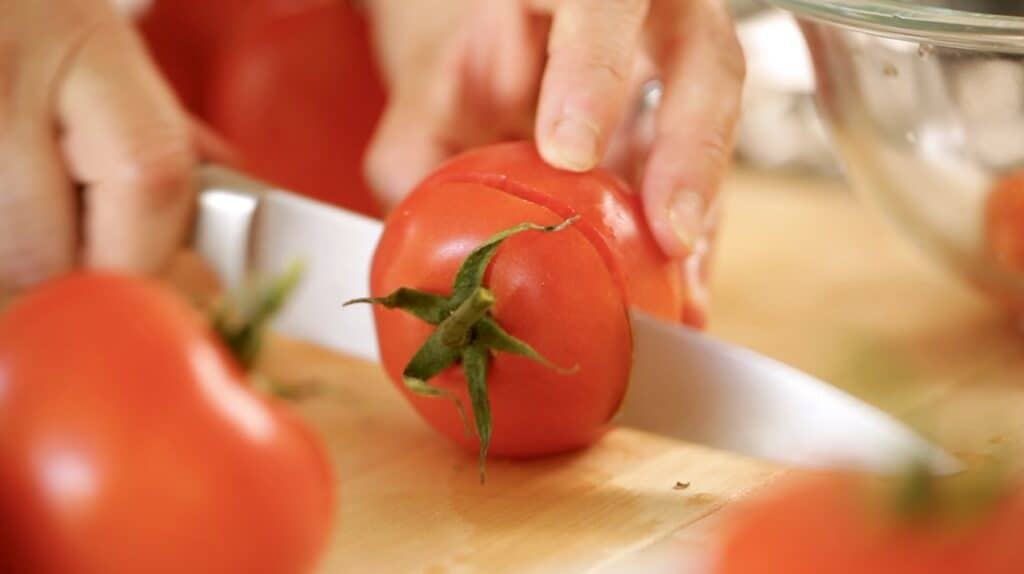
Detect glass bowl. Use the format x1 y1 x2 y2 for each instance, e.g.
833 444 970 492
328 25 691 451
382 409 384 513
766 0 1024 310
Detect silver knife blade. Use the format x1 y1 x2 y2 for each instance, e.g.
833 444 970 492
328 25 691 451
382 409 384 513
621 310 960 474
193 166 958 474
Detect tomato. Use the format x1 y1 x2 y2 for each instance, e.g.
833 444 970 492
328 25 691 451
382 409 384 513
417 142 693 325
206 0 387 217
0 273 333 574
986 171 1024 273
136 0 247 114
715 472 1024 574
364 142 692 461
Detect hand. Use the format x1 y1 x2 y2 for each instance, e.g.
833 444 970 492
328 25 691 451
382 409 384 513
365 0 744 262
0 0 232 292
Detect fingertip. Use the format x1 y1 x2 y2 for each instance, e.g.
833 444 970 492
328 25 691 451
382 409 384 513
642 166 697 259
364 121 447 212
643 187 692 259
641 145 723 260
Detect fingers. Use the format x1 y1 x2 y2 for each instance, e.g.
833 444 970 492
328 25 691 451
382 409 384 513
364 99 451 210
641 0 744 258
57 18 197 272
0 7 78 291
460 0 543 121
0 130 77 291
535 0 650 172
363 0 463 210
365 0 543 210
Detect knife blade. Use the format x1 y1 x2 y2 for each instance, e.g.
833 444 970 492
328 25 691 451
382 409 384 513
193 165 959 474
620 310 958 473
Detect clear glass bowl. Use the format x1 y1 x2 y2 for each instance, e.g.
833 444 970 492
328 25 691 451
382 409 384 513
768 0 1024 309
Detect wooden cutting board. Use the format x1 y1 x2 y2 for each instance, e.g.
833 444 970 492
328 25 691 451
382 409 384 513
243 169 1024 573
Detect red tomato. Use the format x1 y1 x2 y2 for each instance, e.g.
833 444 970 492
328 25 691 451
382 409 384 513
986 171 1024 272
206 0 387 216
0 273 333 574
136 0 247 114
368 142 693 458
715 473 1024 574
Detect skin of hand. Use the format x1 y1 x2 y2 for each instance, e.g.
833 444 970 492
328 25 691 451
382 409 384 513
0 0 232 293
364 0 744 318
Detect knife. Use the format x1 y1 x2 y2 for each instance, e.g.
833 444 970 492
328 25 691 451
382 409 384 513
193 165 959 475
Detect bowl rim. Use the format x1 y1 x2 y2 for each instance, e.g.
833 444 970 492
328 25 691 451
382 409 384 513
767 0 1024 52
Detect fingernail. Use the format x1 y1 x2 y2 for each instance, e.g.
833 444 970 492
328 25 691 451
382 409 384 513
668 189 706 253
544 112 600 172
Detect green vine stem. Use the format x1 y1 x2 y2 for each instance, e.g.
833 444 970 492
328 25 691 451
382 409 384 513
888 450 1016 525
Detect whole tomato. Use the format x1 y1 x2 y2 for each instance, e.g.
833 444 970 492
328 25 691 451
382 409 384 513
715 471 1024 574
206 0 387 216
0 273 333 574
136 0 247 114
362 142 694 464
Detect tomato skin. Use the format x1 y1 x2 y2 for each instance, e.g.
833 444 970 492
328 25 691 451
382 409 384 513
370 142 692 457
0 273 333 574
206 0 386 216
373 181 632 456
986 172 1024 273
715 473 1024 574
136 0 247 114
420 142 692 324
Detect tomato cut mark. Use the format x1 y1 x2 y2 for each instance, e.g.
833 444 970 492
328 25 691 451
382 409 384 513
443 172 633 315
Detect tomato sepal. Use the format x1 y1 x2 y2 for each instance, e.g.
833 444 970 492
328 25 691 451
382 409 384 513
212 261 304 371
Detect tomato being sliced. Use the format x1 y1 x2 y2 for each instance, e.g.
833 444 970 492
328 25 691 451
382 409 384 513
357 142 696 468
0 273 333 574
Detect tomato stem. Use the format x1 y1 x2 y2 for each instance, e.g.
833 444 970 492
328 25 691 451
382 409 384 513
212 261 304 371
438 288 494 348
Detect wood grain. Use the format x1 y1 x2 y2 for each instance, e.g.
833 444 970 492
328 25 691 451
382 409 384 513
245 168 1024 573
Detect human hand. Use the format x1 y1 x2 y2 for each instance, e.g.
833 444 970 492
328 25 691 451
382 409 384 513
0 0 232 292
365 0 744 261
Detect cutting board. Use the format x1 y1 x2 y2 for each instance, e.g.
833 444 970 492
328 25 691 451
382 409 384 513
223 168 1024 573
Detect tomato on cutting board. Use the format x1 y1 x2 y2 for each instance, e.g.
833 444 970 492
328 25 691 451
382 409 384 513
352 142 695 472
714 468 1024 574
206 0 387 216
0 273 333 574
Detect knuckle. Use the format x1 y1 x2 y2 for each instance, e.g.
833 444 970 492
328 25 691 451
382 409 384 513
548 45 632 89
583 53 631 86
695 126 734 169
594 0 649 18
113 127 195 206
